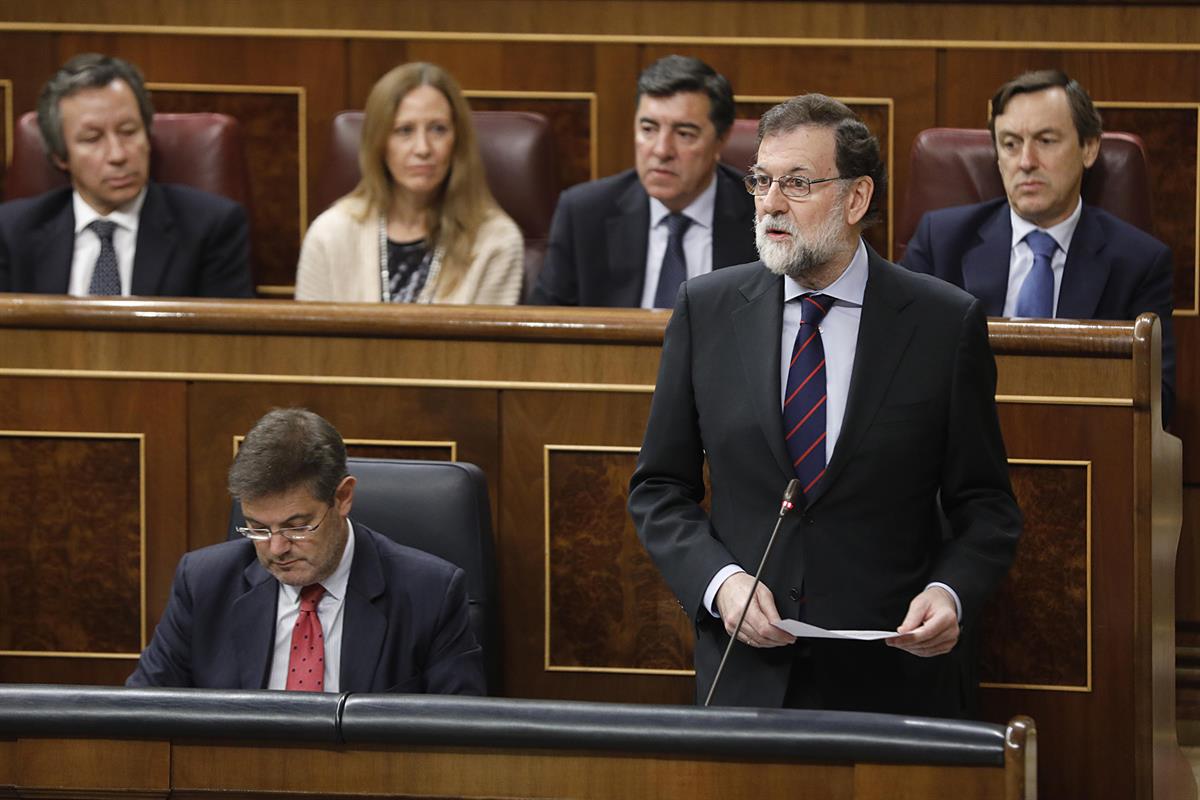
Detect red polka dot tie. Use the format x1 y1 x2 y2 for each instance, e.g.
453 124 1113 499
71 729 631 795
286 584 326 692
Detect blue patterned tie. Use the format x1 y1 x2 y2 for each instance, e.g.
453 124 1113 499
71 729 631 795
653 213 693 308
87 219 121 296
1014 230 1058 318
784 294 832 496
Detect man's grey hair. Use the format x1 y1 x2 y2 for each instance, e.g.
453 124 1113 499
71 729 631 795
36 53 154 165
228 408 349 503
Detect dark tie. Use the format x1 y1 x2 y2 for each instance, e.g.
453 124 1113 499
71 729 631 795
87 219 121 296
1014 229 1058 318
784 294 832 496
286 584 326 692
653 213 693 308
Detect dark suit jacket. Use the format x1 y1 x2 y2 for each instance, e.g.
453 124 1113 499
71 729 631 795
628 248 1022 716
902 197 1176 424
126 523 486 694
0 182 254 298
529 163 758 306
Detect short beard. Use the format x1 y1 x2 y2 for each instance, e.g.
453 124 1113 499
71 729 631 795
755 198 847 281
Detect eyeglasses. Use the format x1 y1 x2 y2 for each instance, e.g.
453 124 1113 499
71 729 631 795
743 173 846 199
237 505 333 542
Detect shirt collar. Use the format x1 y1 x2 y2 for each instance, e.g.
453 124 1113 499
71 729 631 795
648 171 718 230
277 517 356 604
783 238 869 306
72 186 147 235
1009 196 1082 254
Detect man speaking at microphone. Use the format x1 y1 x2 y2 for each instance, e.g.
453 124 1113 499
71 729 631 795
628 94 1021 717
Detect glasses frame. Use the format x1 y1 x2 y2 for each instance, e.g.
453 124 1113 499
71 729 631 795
744 172 847 199
236 504 333 543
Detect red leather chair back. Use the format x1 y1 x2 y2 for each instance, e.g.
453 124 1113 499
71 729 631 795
898 127 1153 257
5 110 252 211
314 110 557 301
719 118 759 173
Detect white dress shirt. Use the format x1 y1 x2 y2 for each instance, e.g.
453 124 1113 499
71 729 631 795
705 241 961 621
267 519 356 692
1002 198 1083 317
639 175 718 309
68 189 146 297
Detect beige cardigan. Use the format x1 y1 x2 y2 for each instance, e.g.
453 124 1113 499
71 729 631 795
295 196 524 304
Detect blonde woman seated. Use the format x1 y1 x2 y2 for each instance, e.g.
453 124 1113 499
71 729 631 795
296 63 523 304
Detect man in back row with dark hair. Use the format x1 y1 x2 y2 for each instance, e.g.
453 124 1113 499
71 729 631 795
902 69 1176 423
0 53 254 298
127 407 485 694
530 54 757 307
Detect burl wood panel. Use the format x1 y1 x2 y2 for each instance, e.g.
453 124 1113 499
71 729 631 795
150 88 302 291
1099 105 1199 313
980 462 1088 687
736 99 893 258
467 95 595 189
546 448 692 672
501 390 694 703
345 443 454 461
0 435 141 653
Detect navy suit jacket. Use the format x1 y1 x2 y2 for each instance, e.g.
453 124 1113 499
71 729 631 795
0 182 254 298
629 249 1021 715
529 163 758 306
902 197 1176 423
126 523 486 695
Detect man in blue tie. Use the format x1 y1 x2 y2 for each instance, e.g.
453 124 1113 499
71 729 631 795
629 94 1021 717
902 70 1176 423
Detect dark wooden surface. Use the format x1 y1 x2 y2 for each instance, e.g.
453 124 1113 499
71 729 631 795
0 298 1186 799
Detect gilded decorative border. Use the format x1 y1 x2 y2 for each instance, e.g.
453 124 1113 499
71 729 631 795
0 429 146 659
465 89 600 182
542 443 693 676
1094 100 1200 318
234 434 457 461
0 78 12 166
980 457 1092 693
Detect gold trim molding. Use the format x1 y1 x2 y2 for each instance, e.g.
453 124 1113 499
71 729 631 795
1 78 12 166
0 429 147 659
234 434 457 461
980 457 1093 693
542 444 694 677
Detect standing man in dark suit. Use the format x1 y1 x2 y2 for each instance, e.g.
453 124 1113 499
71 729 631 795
0 53 253 298
629 95 1021 716
902 70 1175 423
127 408 485 694
529 55 757 307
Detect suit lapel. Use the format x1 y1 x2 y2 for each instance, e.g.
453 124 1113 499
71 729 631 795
339 525 387 693
712 166 755 269
232 561 279 690
961 204 1011 316
807 250 916 506
131 183 175 296
731 266 794 481
605 180 651 307
1057 206 1108 319
32 200 75 293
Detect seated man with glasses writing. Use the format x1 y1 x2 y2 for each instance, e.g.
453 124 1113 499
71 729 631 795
127 408 485 694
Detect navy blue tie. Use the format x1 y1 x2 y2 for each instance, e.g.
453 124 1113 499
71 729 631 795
653 213 692 308
784 294 832 496
1014 230 1057 318
87 219 121 296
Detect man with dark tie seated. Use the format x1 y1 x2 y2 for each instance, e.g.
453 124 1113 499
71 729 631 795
901 70 1175 423
0 54 254 298
529 55 757 307
127 408 485 694
628 95 1021 717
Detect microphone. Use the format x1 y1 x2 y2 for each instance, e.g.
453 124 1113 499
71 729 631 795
704 478 802 707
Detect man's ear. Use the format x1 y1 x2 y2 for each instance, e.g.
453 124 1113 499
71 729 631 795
51 152 69 173
335 475 357 517
1081 136 1101 169
844 176 875 227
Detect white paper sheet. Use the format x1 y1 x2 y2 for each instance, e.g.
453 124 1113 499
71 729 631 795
773 619 913 641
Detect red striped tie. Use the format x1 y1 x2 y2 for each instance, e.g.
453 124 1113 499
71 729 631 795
783 294 832 496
